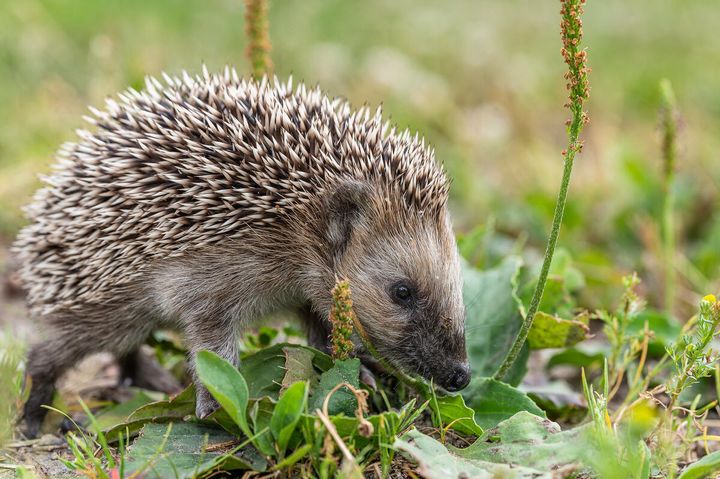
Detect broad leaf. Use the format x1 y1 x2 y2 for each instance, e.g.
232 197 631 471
123 422 266 478
281 346 318 390
527 311 589 349
95 390 156 431
309 358 361 416
105 386 196 441
678 450 720 479
453 411 584 470
270 381 309 455
547 345 605 369
435 394 483 436
462 378 545 429
239 345 288 400
239 343 332 400
463 256 527 385
395 428 561 478
195 350 251 437
250 397 276 456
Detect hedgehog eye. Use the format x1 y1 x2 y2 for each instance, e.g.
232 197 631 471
391 282 415 306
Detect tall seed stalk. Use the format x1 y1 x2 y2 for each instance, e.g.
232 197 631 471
495 0 591 380
329 280 355 361
244 0 273 78
659 79 678 317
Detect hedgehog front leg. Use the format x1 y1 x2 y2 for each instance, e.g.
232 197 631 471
298 304 332 354
184 318 240 419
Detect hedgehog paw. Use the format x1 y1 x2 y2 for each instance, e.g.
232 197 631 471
195 388 220 419
360 364 377 391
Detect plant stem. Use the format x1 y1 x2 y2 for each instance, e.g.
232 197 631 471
494 0 590 380
244 0 273 78
494 131 580 380
660 79 678 317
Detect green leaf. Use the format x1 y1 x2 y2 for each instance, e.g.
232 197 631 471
548 248 585 292
463 256 527 385
273 444 312 470
298 408 407 452
678 450 720 479
95 390 156 430
270 381 309 456
462 378 545 429
195 350 251 437
250 397 276 457
547 345 605 369
105 386 197 441
435 394 483 436
395 428 558 478
239 343 332 400
281 346 318 390
527 311 589 349
523 381 586 423
453 412 584 468
124 422 267 478
396 413 593 478
309 358 361 416
629 309 682 354
239 345 288 400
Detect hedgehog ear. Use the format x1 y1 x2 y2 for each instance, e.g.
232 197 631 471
325 180 371 258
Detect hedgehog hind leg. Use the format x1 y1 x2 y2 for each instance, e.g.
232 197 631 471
21 343 58 438
118 348 183 394
21 331 96 438
21 305 155 438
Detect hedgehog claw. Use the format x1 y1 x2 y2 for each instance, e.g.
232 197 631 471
195 388 220 419
360 364 377 391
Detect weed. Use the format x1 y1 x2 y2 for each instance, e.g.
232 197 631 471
329 280 355 361
244 0 273 78
495 0 591 380
660 79 679 318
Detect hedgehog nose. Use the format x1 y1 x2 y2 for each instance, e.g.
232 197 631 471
443 363 471 392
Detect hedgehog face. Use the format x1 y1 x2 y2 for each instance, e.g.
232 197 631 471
325 181 470 392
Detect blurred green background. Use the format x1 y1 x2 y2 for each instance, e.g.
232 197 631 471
0 0 718 316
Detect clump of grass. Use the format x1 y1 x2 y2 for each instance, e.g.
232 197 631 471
495 0 591 380
45 401 130 479
244 0 273 78
665 295 720 409
652 294 720 476
0 331 25 446
329 280 355 361
597 273 649 401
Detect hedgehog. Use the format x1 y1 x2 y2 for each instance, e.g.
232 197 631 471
13 67 470 437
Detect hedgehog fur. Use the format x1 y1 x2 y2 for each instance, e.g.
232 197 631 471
15 67 470 436
13 66 448 316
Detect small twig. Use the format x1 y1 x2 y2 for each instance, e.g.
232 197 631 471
322 382 373 438
607 368 625 402
315 408 355 464
629 321 651 391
